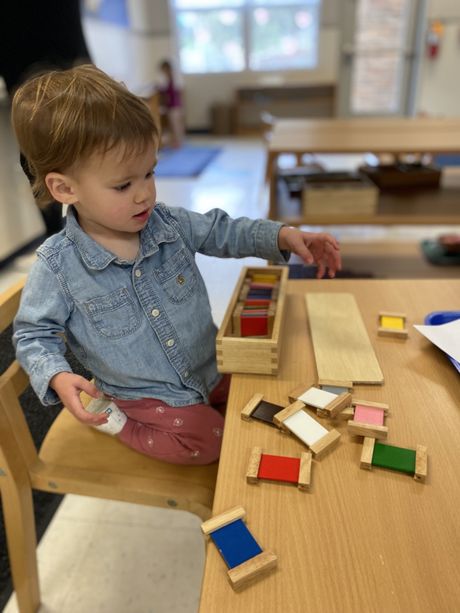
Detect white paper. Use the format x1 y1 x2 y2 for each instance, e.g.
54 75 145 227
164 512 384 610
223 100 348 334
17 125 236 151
413 319 460 364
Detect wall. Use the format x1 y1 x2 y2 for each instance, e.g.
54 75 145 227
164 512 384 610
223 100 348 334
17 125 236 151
183 27 339 128
127 0 170 35
85 0 460 126
417 0 460 116
120 0 340 129
183 0 340 128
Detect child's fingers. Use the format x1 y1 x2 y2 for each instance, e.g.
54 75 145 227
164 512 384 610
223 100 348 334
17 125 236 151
296 240 314 265
76 376 103 400
316 261 326 279
69 399 108 425
323 241 342 274
65 386 108 425
298 240 314 264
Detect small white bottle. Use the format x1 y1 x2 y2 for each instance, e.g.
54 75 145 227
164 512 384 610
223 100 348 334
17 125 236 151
86 397 127 435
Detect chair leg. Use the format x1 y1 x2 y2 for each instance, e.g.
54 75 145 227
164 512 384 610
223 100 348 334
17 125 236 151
0 477 40 613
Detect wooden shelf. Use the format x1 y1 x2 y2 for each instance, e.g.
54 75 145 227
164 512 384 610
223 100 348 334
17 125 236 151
272 167 460 226
267 118 460 226
235 83 335 134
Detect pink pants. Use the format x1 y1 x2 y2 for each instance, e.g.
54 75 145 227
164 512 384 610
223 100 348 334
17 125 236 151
114 375 230 465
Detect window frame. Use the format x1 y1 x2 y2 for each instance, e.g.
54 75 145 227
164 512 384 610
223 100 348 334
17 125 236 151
170 0 322 75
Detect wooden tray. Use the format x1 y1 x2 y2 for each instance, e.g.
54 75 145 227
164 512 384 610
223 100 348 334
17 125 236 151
216 266 288 375
302 172 378 216
359 163 441 189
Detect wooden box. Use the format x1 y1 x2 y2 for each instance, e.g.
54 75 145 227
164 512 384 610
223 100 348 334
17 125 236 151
216 266 288 375
302 172 378 217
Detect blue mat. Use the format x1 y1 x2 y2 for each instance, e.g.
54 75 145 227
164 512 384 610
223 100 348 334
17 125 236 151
434 154 460 167
155 145 221 178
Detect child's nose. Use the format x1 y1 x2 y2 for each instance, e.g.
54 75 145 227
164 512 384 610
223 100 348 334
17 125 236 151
134 183 153 204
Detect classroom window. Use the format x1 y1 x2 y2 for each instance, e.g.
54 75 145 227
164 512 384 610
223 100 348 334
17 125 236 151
172 0 321 74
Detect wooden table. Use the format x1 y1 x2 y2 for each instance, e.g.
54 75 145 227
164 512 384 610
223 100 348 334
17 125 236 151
266 117 460 226
199 279 460 613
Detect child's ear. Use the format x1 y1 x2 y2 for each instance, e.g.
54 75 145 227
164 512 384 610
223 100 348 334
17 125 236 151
45 172 79 205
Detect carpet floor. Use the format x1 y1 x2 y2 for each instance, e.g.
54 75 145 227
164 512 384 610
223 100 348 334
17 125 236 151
155 145 221 177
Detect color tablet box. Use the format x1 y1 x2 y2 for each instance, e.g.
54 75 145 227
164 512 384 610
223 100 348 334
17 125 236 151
240 393 283 427
273 400 341 460
378 311 408 339
233 303 276 337
216 265 288 375
201 506 277 590
246 446 312 491
360 437 428 483
347 399 389 440
288 383 352 419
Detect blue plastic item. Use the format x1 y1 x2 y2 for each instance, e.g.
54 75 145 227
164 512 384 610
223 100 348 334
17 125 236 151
424 311 460 373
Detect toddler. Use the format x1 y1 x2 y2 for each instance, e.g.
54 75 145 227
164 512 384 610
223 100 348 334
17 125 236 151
157 59 184 148
12 65 341 465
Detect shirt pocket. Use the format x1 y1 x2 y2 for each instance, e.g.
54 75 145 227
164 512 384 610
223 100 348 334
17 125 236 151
154 248 197 304
84 287 140 339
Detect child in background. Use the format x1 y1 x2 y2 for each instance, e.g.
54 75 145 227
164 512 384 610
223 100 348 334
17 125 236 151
11 65 341 465
157 59 184 148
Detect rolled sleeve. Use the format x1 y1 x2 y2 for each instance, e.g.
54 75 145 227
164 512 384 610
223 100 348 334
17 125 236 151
30 355 72 405
254 220 290 263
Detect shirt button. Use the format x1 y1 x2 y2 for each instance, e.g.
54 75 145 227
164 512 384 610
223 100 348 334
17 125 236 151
177 274 185 285
166 339 175 347
183 370 189 378
135 269 142 278
151 309 160 317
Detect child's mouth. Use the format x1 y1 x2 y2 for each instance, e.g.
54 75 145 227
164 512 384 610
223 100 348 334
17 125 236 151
133 209 149 221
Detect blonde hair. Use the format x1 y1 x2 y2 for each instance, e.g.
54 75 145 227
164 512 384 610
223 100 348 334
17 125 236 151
11 64 160 207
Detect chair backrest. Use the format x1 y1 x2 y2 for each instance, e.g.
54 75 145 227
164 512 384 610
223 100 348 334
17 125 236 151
0 277 39 477
0 277 24 334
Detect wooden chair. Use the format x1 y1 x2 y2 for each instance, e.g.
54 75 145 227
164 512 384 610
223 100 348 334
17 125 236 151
0 278 218 613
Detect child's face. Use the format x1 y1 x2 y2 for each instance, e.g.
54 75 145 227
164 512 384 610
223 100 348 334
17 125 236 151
67 142 157 239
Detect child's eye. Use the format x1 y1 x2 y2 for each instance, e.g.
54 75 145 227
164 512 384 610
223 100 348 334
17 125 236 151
114 182 130 191
145 169 155 179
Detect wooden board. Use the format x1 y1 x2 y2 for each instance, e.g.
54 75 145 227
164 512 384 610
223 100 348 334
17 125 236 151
305 293 384 384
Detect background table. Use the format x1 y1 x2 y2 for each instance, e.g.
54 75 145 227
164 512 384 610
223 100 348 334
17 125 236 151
266 117 460 226
199 279 460 613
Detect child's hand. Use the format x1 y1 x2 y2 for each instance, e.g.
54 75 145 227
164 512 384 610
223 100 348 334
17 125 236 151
278 226 341 278
50 372 108 425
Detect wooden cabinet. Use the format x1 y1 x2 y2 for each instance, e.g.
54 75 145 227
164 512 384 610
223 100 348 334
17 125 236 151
234 83 335 134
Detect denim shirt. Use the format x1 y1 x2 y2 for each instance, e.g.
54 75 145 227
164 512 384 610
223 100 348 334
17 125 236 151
14 204 289 407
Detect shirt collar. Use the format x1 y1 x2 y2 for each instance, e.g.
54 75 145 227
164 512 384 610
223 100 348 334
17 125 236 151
65 205 177 270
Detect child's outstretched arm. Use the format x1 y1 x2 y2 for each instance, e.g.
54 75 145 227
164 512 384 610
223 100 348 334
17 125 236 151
278 226 341 279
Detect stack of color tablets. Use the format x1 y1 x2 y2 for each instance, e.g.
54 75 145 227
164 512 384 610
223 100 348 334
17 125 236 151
232 272 279 337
